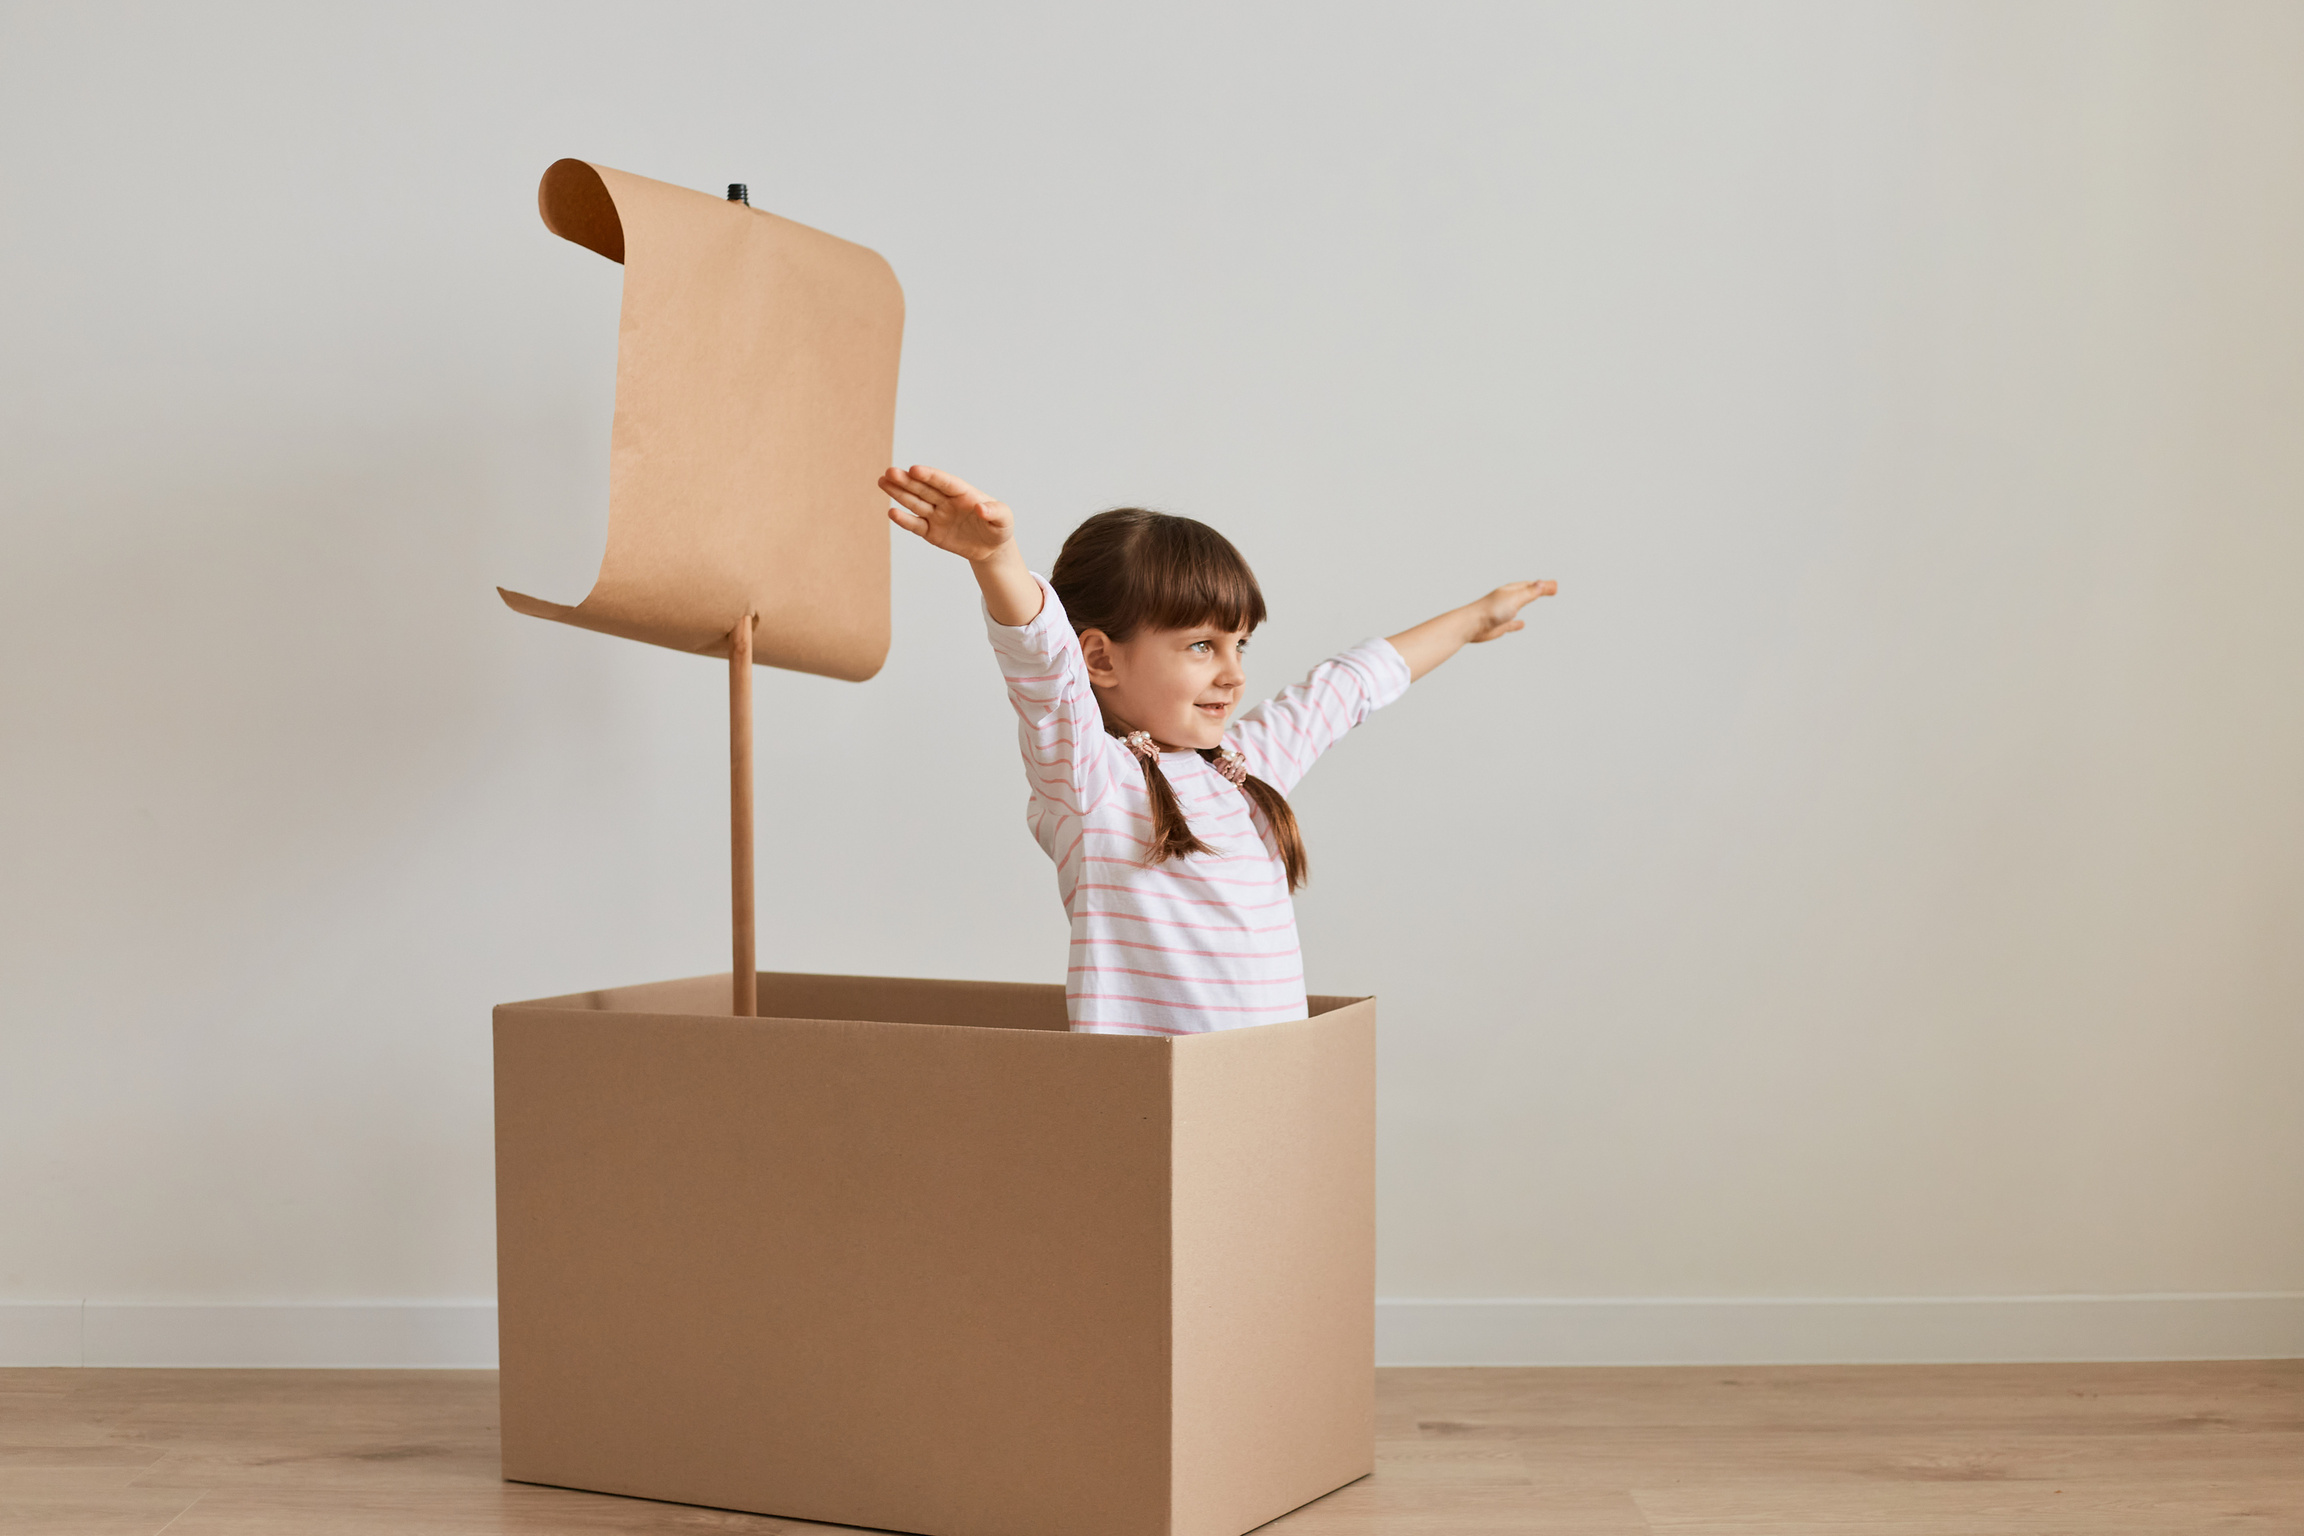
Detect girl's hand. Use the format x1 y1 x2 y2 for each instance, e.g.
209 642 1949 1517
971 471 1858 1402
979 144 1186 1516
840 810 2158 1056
880 463 1044 626
881 465 1015 564
1388 578 1557 681
1466 580 1558 643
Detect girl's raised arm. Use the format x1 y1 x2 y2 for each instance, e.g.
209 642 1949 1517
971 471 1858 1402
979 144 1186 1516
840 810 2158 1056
1226 579 1557 795
881 466 1042 625
1385 580 1557 681
882 464 1121 820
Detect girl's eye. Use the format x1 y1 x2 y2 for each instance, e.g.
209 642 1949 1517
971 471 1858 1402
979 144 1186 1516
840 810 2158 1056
1191 641 1211 653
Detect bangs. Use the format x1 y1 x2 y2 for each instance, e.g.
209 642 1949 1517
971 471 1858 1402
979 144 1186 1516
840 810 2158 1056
1052 508 1268 641
1127 517 1267 635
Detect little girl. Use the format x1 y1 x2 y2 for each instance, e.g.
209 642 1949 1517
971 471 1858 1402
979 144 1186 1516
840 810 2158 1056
881 465 1554 1037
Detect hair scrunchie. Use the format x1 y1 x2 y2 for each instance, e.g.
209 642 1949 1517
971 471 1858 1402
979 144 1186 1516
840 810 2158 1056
1123 731 1249 787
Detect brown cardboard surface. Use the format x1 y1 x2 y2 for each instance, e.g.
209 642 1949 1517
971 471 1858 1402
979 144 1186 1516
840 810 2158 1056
498 160 903 681
1171 1002 1378 1536
493 972 1375 1536
496 983 1173 1536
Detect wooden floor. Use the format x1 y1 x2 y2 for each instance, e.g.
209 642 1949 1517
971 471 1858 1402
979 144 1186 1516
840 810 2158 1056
3 1361 2298 1533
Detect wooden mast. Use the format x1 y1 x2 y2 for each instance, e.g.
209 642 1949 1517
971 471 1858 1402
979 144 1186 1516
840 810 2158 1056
729 612 757 1017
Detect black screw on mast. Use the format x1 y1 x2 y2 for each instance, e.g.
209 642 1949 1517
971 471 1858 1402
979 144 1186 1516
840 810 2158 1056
727 183 748 205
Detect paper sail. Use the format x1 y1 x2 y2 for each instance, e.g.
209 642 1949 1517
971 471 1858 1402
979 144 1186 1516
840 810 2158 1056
498 159 904 681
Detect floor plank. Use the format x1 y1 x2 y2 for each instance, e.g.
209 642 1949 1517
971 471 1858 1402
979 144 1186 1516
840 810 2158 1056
0 1467 203 1536
0 1361 2293 1534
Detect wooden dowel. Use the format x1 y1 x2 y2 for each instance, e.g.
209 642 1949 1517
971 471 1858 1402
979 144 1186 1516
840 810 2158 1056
729 612 756 1018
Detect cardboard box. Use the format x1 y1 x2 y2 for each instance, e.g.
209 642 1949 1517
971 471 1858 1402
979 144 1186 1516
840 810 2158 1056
493 971 1376 1536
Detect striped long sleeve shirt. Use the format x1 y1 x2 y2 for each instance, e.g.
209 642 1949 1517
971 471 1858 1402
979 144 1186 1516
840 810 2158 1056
986 575 1411 1035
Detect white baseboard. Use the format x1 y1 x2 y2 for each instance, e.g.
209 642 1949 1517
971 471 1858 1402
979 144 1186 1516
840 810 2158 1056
1373 1293 2304 1366
5 1294 2297 1369
0 1303 497 1368
0 1304 83 1366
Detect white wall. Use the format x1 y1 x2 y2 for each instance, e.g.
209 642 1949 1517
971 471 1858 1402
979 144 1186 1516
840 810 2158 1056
4 1 2299 1361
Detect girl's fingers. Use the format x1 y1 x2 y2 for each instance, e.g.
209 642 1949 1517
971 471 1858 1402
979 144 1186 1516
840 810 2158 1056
886 486 940 518
884 466 952 501
1496 580 1555 616
911 465 982 501
883 471 944 510
888 505 930 536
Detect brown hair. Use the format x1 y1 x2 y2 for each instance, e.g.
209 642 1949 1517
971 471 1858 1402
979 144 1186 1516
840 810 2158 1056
1050 508 1309 890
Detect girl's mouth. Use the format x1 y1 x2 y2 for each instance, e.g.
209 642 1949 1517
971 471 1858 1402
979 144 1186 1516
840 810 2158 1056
1196 702 1229 718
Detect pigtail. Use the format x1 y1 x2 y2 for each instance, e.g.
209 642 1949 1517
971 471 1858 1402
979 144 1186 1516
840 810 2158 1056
1205 751 1309 893
1137 754 1222 865
1131 747 1309 892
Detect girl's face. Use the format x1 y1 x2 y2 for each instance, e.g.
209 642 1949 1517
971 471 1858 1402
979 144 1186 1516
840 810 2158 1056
1079 622 1250 751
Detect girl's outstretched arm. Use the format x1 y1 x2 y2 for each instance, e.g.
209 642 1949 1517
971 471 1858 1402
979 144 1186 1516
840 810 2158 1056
880 465 1043 625
1386 580 1557 682
881 462 1124 822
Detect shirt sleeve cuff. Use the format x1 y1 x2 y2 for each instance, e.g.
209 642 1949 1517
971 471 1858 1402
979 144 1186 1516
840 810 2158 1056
1361 636 1414 705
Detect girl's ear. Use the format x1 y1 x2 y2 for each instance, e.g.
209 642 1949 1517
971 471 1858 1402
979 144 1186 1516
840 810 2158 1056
1079 628 1121 687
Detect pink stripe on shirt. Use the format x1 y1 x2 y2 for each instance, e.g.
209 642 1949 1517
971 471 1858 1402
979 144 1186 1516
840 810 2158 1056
1072 935 1304 959
1069 965 1306 986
